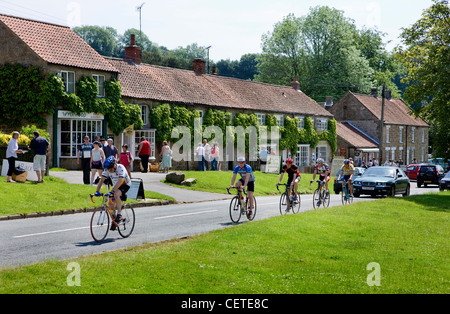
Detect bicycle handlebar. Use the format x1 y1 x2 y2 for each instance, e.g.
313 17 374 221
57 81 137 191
226 187 247 195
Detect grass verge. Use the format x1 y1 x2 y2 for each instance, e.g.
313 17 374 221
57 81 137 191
163 171 335 196
0 176 174 216
1 192 448 294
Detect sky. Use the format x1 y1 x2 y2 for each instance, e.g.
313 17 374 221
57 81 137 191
0 0 435 61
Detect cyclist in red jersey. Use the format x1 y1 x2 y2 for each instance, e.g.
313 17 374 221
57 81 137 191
311 158 330 195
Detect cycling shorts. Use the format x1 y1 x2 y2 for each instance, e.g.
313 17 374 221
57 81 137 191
238 178 255 192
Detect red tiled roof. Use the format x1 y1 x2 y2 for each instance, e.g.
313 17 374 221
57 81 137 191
107 58 333 117
351 92 428 127
0 14 118 73
336 121 378 148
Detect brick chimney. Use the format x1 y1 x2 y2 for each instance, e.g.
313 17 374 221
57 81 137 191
193 58 206 75
291 77 300 90
371 88 378 98
125 34 141 64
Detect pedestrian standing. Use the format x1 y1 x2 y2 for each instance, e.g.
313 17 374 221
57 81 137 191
159 140 172 173
137 136 151 173
6 131 24 183
77 136 93 185
90 141 105 185
103 138 118 160
27 131 49 183
195 143 205 171
120 144 134 178
211 142 220 171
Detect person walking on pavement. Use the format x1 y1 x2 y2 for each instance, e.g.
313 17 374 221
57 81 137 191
27 131 49 183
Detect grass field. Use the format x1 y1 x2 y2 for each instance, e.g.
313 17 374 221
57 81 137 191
1 191 448 294
0 176 174 216
164 171 335 196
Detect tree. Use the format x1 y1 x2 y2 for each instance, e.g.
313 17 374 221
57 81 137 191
255 7 375 102
396 0 450 158
73 26 120 57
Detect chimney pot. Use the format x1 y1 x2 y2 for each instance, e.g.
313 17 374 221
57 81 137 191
125 34 141 64
291 77 300 90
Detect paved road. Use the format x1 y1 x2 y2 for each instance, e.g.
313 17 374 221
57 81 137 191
0 182 438 268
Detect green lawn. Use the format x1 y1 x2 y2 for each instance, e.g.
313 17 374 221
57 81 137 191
164 170 335 196
0 176 174 216
1 192 448 294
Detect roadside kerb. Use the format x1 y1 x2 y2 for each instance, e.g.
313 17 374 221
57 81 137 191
0 199 175 221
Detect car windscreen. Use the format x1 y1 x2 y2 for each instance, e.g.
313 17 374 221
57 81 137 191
420 166 436 173
363 167 395 178
444 172 450 179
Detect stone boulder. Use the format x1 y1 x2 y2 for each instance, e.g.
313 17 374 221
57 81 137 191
165 172 185 185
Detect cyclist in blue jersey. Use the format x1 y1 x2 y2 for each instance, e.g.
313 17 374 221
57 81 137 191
229 156 255 216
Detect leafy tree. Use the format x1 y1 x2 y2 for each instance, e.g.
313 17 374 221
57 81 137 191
396 0 450 158
73 26 121 57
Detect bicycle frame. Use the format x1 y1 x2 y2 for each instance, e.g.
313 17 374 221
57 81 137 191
227 186 247 211
90 193 120 229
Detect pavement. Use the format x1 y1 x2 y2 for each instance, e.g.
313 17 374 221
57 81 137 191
50 170 233 203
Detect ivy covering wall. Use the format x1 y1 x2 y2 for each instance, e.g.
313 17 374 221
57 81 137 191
149 104 337 156
0 64 143 135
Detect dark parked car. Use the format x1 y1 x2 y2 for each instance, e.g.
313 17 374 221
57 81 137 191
333 167 366 194
439 171 450 191
353 166 410 197
417 164 444 187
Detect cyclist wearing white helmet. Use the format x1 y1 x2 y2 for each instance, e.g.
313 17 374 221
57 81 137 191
95 156 131 229
311 158 330 195
230 156 255 216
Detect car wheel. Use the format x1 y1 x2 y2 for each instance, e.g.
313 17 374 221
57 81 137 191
403 185 410 197
389 186 396 197
417 182 421 188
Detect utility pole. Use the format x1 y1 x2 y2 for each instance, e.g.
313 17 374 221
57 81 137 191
136 3 145 45
379 84 386 164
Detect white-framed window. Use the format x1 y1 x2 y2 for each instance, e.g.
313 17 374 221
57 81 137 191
256 113 266 126
421 128 425 143
274 114 284 127
135 130 156 158
60 119 103 157
296 144 310 166
386 125 391 143
316 145 327 163
399 126 404 143
421 147 425 162
92 74 105 97
60 71 75 93
391 147 396 160
411 127 416 143
317 118 328 131
295 116 304 129
140 105 149 127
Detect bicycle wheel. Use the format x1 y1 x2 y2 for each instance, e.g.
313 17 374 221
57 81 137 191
279 193 288 215
341 187 348 205
291 194 301 214
323 190 331 208
247 196 257 221
313 189 321 209
229 196 241 223
117 205 135 239
90 206 110 243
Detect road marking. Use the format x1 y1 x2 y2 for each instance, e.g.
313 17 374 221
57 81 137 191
154 209 218 220
13 226 90 239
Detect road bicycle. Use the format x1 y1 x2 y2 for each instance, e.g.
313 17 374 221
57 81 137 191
89 192 135 243
276 183 301 215
226 187 257 223
341 179 353 205
310 180 330 209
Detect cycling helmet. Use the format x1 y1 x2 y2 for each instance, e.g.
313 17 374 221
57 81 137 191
104 156 116 169
317 158 324 163
286 158 293 164
237 156 246 162
344 159 350 165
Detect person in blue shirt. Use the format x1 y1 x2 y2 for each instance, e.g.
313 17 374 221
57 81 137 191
229 156 255 216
